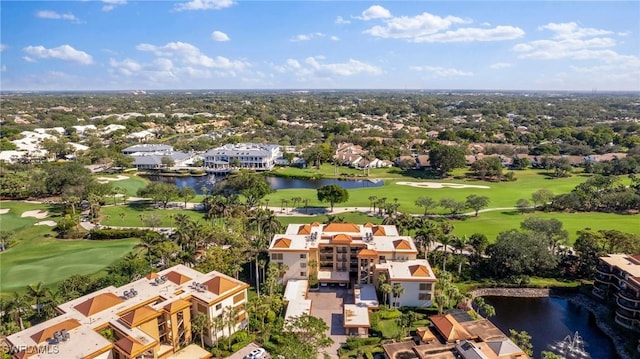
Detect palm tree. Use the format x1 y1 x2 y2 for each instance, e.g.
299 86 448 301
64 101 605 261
135 233 162 265
439 234 454 272
119 212 126 225
302 198 310 213
210 315 223 347
192 313 211 347
26 282 49 317
8 292 28 330
380 282 392 307
392 283 405 308
223 306 239 350
368 195 377 213
291 196 302 210
452 235 470 275
42 289 63 320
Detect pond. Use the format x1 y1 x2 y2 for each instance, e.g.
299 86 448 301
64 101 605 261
147 174 383 194
484 296 617 358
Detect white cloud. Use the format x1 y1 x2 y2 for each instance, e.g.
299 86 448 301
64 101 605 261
514 22 622 60
36 10 79 22
23 56 36 63
330 36 340 41
211 31 230 42
174 0 234 12
410 66 472 77
305 57 382 77
102 0 127 12
362 9 524 43
1 65 6 72
0 44 7 52
109 58 142 76
335 16 350 25
290 32 325 42
136 41 247 71
490 62 512 69
23 45 93 65
358 5 392 20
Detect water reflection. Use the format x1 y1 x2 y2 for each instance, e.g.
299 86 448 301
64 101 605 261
483 296 616 358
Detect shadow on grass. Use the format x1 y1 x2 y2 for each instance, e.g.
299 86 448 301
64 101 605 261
500 210 524 216
390 168 443 180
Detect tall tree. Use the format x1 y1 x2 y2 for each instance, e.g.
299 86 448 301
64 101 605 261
465 195 490 217
415 196 436 216
428 145 467 176
316 184 349 212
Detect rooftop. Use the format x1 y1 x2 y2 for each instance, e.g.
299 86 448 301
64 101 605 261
601 254 640 278
283 280 312 321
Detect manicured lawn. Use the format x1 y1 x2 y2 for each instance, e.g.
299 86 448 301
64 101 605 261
95 173 149 199
0 201 139 296
376 319 401 339
100 203 207 227
264 170 604 215
451 210 640 243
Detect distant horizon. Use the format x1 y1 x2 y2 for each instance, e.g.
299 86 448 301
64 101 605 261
2 1 639 92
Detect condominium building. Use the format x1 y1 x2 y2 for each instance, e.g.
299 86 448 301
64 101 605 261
5 265 249 359
203 143 280 172
593 254 640 330
268 222 437 308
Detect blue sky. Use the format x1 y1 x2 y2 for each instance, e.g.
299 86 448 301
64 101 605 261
1 1 639 91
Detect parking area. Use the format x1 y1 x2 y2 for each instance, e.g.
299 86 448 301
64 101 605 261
308 287 353 358
225 342 270 359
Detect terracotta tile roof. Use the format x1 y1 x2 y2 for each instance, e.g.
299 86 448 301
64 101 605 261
145 272 159 280
332 233 353 244
416 327 436 342
310 221 321 227
114 335 146 355
74 292 124 317
429 314 472 342
203 276 238 295
629 255 640 264
273 237 292 248
30 318 81 344
409 264 430 277
393 239 412 250
372 226 386 236
165 271 192 285
163 298 192 314
297 224 312 235
363 222 374 227
119 306 161 327
323 223 360 233
357 249 378 258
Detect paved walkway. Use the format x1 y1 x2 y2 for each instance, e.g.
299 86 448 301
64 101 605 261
308 288 351 359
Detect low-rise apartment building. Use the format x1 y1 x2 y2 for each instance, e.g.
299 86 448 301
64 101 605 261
593 254 640 330
268 222 437 308
203 143 280 172
5 265 249 359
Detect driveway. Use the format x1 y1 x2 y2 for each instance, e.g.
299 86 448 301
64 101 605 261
308 287 352 358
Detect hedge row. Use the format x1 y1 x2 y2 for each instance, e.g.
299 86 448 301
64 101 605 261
88 228 151 240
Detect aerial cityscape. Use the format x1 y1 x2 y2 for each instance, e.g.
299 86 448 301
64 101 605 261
1 1 640 359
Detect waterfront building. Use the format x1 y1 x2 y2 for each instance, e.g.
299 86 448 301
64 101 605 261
5 265 249 359
593 253 640 330
203 143 280 172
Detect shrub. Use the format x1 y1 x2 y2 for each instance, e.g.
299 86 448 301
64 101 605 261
88 228 151 240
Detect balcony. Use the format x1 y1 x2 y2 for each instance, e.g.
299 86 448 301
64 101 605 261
614 315 638 330
596 264 611 274
615 306 638 320
592 287 606 299
593 281 609 291
617 297 640 312
619 289 640 302
594 273 610 282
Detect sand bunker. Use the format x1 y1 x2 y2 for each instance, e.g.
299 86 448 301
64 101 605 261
0 208 9 214
35 220 56 226
21 210 49 219
396 181 490 189
97 175 129 183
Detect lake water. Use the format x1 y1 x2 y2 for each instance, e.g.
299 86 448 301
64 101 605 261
147 174 383 194
484 296 617 358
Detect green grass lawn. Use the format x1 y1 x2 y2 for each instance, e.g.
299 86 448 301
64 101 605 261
0 201 139 297
451 210 640 243
264 169 604 214
277 212 381 227
95 173 149 199
99 203 207 227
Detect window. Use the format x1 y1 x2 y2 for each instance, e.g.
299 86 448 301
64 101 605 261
300 254 307 259
419 293 431 301
300 262 307 268
215 303 222 311
419 283 432 291
300 272 307 277
271 253 283 260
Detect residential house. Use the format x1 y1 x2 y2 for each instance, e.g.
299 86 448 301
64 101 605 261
5 265 248 359
203 143 280 172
